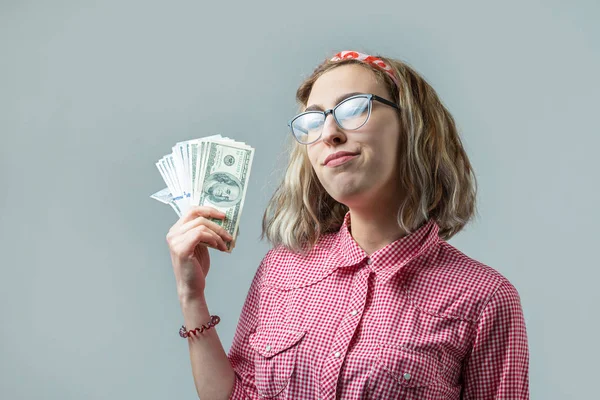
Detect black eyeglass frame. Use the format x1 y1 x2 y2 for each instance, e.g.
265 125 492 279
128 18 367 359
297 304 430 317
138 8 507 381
287 93 400 145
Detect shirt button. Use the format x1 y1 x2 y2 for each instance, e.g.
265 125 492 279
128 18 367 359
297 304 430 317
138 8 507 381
366 258 373 265
333 351 341 358
403 372 411 381
265 345 271 352
350 310 358 316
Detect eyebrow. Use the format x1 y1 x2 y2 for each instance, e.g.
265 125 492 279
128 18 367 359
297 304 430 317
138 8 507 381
304 92 364 112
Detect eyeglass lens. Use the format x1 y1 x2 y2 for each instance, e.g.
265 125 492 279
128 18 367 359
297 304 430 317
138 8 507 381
291 96 370 144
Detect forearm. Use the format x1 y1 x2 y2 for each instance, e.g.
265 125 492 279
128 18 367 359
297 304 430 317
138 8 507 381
180 296 236 400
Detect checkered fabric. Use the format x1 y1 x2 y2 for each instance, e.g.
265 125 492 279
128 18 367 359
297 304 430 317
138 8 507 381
227 212 529 399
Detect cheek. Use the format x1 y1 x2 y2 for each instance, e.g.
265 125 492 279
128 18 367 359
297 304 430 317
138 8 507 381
365 136 400 174
306 147 320 169
382 145 399 173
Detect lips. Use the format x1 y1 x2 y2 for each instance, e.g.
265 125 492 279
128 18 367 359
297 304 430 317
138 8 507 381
323 151 360 167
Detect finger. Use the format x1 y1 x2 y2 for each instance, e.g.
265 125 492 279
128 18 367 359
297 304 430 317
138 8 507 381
185 225 228 253
168 220 229 254
170 206 226 232
175 228 219 257
177 215 234 242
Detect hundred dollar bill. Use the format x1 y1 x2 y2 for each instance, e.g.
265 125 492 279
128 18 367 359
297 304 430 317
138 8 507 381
189 135 224 205
150 135 254 252
196 140 254 251
150 187 182 217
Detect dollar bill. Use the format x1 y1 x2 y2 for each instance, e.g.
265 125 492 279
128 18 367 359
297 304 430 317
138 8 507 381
196 140 254 251
150 135 254 252
150 187 182 217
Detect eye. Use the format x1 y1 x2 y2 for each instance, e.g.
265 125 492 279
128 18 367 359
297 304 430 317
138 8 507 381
306 118 322 129
296 113 324 131
337 97 369 119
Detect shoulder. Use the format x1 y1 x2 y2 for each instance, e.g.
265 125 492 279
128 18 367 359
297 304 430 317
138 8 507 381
257 232 341 290
403 240 523 324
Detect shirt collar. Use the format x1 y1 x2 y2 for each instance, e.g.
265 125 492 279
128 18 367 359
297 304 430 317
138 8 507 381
332 211 440 284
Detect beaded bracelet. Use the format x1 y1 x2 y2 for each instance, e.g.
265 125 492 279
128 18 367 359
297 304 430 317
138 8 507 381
179 315 221 338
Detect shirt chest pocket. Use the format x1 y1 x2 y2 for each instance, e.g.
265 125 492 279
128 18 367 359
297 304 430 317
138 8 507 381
249 328 306 398
368 344 441 399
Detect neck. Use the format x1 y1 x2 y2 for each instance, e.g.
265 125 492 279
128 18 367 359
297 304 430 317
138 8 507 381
346 205 409 255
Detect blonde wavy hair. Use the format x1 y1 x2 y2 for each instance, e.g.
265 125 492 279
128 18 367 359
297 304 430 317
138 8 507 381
262 53 478 253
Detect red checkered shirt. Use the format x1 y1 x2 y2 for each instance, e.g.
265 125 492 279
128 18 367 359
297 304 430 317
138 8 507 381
227 213 529 399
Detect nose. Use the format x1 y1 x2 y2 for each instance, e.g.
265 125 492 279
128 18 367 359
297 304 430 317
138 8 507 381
320 111 347 146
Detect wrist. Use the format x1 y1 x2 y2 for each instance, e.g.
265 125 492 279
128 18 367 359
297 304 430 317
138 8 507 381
177 286 204 303
180 294 209 312
179 315 221 338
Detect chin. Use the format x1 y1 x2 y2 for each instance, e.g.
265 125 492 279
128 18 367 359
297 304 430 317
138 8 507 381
327 186 367 206
320 172 379 203
330 180 388 207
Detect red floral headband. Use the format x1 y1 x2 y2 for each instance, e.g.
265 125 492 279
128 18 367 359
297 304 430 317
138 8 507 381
330 50 399 87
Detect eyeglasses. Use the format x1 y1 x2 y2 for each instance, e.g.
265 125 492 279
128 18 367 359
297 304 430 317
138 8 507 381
287 93 400 145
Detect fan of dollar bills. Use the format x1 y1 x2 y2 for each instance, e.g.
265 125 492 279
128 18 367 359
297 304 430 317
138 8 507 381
150 135 255 251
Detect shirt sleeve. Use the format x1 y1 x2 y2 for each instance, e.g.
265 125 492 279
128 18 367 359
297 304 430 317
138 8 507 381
227 252 270 400
461 280 530 400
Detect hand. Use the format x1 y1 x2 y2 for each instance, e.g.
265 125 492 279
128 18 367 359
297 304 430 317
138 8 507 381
166 206 234 301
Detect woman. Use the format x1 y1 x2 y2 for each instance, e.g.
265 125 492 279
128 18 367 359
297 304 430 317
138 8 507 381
166 50 529 399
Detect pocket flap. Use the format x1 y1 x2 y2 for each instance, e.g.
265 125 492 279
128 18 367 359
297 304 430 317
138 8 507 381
249 328 306 358
377 344 439 388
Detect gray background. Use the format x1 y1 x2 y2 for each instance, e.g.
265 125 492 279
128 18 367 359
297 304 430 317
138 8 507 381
0 0 597 399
